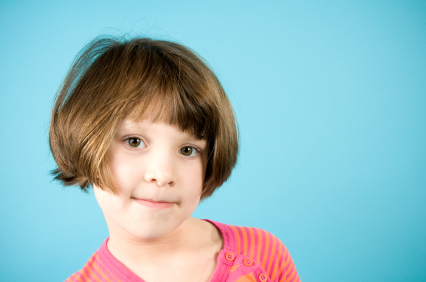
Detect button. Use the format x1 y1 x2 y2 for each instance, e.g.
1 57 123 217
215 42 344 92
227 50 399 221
225 252 235 261
244 257 253 266
259 273 268 282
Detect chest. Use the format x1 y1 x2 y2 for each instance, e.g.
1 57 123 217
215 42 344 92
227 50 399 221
131 249 219 282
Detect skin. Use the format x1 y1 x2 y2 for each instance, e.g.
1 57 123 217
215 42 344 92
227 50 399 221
93 119 223 282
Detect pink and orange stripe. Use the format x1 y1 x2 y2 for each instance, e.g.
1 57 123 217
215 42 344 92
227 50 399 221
229 225 300 282
65 220 300 282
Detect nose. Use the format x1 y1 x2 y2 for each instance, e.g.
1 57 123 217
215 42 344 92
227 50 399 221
143 154 175 187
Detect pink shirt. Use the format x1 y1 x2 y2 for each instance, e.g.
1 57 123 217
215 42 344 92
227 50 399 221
66 220 300 282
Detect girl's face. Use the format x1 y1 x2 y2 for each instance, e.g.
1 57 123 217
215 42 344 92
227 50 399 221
93 119 207 241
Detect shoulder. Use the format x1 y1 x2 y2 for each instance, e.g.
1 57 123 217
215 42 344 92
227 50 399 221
65 252 96 281
65 251 119 282
209 220 300 282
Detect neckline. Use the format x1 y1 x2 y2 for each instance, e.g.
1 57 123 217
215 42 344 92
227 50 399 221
203 219 236 252
97 219 237 282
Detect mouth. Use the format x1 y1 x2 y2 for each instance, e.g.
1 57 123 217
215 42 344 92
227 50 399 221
132 198 175 209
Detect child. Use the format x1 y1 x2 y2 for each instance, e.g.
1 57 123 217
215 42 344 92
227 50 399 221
50 36 300 282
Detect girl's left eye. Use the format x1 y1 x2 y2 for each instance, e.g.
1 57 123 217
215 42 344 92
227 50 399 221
180 146 198 157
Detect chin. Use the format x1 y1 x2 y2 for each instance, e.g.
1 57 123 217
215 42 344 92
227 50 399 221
125 220 182 242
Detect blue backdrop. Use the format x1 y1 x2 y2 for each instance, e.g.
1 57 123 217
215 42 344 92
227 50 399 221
1 1 425 281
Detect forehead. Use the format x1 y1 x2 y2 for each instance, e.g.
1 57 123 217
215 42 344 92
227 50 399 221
122 93 213 142
122 92 185 130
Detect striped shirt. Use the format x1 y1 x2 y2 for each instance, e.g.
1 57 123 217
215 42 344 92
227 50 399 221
66 220 300 282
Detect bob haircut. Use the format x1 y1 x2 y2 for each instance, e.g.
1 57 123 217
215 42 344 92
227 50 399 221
49 36 238 199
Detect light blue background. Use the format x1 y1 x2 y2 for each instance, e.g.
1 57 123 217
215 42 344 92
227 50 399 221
1 1 425 281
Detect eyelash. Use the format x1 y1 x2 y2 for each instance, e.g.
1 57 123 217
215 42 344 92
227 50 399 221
125 137 146 148
179 146 200 157
124 137 201 157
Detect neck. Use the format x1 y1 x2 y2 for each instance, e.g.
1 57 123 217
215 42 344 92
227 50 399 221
105 217 211 267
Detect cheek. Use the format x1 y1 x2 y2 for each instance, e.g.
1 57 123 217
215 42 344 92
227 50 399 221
179 161 205 200
109 150 143 192
93 185 122 214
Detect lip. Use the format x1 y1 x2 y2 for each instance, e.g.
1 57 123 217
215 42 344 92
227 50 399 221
132 198 175 209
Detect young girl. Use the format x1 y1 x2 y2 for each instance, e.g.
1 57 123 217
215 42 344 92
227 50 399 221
50 36 300 282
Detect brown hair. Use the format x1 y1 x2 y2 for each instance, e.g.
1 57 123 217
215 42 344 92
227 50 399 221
49 36 238 199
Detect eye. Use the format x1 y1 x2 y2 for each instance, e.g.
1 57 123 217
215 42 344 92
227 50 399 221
126 137 146 148
180 146 198 157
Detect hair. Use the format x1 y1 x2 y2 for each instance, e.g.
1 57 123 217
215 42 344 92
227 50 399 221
49 35 238 199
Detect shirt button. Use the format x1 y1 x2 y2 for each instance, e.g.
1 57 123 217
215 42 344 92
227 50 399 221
259 273 268 282
225 252 235 261
243 257 253 266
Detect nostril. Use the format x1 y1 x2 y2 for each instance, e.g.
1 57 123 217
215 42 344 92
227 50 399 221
156 180 174 187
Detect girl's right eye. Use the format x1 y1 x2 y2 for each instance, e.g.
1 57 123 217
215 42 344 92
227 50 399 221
125 137 146 148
